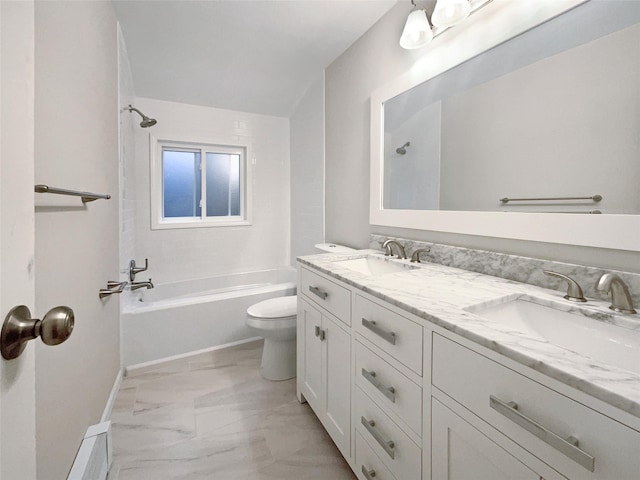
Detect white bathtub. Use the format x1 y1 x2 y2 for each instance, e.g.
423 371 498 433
121 268 296 367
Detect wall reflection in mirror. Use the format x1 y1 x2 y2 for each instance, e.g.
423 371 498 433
383 13 640 214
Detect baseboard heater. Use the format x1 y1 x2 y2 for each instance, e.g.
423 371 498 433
67 421 112 480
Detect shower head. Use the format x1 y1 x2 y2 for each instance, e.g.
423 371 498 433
127 105 157 128
396 141 410 155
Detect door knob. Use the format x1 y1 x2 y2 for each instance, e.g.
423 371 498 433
1 305 74 360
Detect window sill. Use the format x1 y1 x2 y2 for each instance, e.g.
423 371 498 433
151 218 252 230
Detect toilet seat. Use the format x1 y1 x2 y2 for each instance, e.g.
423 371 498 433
247 295 297 319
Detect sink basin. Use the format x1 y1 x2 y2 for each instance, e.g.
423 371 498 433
467 298 640 375
333 255 416 276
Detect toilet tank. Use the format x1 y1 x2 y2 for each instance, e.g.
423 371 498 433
314 243 357 254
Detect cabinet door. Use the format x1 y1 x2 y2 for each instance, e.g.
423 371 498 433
431 399 540 480
324 314 351 458
300 299 323 412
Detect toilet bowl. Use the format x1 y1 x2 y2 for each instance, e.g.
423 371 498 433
246 295 298 381
246 243 357 381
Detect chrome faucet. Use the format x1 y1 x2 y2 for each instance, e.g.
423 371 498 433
382 240 407 259
543 270 586 302
410 248 431 263
595 273 636 314
130 279 154 291
129 258 149 282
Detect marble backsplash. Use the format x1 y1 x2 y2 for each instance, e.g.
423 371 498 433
370 234 640 307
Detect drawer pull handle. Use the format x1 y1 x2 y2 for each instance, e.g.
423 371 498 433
362 368 396 403
361 416 395 459
362 318 396 345
361 465 376 479
489 395 594 472
309 286 328 300
314 325 326 340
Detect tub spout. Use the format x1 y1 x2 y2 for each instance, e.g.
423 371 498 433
131 279 154 291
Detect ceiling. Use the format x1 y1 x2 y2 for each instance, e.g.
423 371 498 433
113 0 399 117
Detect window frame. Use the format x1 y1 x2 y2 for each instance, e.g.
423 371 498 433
150 135 252 230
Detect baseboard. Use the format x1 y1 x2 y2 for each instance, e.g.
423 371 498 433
124 336 262 377
101 368 124 423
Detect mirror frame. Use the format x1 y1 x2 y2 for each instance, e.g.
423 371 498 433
370 0 640 252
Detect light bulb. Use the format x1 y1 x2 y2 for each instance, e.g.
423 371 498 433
431 0 471 28
400 9 433 50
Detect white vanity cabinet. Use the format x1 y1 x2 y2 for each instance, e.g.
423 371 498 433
431 398 542 480
353 295 424 480
431 333 640 480
297 261 640 480
297 268 352 459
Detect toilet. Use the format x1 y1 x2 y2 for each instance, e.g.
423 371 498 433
246 243 356 381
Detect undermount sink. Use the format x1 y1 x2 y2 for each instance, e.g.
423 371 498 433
333 255 416 276
467 298 640 375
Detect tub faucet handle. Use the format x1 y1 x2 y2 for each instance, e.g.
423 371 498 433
543 270 586 302
129 258 149 281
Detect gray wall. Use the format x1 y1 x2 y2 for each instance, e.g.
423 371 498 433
290 74 326 264
324 1 640 272
34 2 121 478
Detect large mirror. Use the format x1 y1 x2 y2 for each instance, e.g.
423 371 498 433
370 0 640 251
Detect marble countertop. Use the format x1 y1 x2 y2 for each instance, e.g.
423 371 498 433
298 251 640 421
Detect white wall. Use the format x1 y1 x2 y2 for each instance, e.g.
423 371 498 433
130 98 290 283
325 3 421 248
290 74 325 264
34 2 121 478
324 1 640 271
118 25 137 288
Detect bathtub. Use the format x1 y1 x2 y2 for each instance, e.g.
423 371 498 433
121 268 296 367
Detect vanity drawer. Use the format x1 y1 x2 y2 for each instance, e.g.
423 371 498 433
356 431 398 480
300 267 351 325
355 342 422 437
355 387 421 480
432 333 640 480
354 295 422 375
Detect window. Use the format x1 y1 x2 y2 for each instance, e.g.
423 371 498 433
151 139 250 229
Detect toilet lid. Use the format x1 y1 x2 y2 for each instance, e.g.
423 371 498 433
247 295 297 318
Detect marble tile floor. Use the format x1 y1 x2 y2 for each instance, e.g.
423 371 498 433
108 340 356 479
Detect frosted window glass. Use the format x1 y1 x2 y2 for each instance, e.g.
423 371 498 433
206 153 241 217
163 150 201 217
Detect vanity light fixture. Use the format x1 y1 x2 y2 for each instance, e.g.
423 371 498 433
400 0 491 50
432 0 471 27
399 1 433 50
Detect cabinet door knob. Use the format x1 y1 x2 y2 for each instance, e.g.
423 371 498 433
1 305 74 359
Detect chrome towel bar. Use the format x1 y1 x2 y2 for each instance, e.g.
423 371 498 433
500 194 602 204
35 184 111 203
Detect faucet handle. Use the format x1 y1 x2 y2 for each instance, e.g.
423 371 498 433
543 270 587 303
595 273 637 314
410 248 431 263
129 258 149 281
